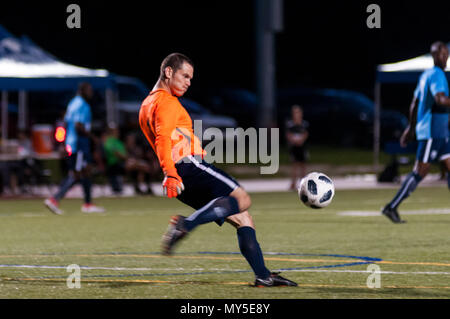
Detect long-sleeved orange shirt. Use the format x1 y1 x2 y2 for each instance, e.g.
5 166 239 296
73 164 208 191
139 89 206 174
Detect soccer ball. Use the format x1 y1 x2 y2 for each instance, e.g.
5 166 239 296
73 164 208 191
298 172 335 209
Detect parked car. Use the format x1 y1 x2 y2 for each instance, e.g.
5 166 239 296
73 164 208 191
115 76 149 113
115 76 238 139
178 97 237 130
204 88 258 128
277 86 408 147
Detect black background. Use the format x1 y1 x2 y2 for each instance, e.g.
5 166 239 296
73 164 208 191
2 1 450 104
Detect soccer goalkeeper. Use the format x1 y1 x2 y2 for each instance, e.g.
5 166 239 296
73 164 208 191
138 53 297 287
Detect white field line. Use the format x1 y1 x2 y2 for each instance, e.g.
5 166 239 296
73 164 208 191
280 269 450 276
0 264 449 276
338 208 450 217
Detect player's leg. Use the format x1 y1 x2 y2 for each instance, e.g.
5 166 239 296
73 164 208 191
299 161 306 180
225 204 271 282
56 152 83 201
182 196 241 231
161 194 241 255
169 189 244 234
80 164 105 213
383 139 434 223
292 148 307 190
389 160 429 208
179 158 245 231
55 170 79 200
161 158 297 286
290 162 299 190
162 158 242 254
225 189 297 287
44 154 80 215
382 161 429 223
76 143 105 213
80 166 92 204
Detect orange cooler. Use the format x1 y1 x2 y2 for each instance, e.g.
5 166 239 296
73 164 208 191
32 124 53 154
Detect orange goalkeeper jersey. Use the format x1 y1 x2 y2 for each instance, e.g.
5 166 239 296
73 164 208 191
139 89 206 174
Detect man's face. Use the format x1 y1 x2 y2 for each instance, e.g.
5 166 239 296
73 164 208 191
166 62 194 97
82 85 94 100
436 47 449 69
292 108 303 123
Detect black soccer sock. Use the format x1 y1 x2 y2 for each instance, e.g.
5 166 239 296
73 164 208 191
54 175 77 201
388 172 423 209
237 226 271 279
80 177 92 204
183 196 240 232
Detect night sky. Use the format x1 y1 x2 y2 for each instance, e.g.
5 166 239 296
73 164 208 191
2 1 450 104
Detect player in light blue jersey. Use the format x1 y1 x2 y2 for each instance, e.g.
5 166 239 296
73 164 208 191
383 42 450 223
44 83 105 215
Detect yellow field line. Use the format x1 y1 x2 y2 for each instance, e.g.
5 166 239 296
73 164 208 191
378 260 450 267
2 277 450 289
0 254 449 267
0 277 249 286
0 254 359 264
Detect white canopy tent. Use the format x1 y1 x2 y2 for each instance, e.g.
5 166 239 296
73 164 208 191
373 43 450 168
378 53 450 73
0 25 117 143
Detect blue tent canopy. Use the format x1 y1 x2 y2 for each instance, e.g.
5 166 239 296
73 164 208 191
376 71 424 84
0 76 114 91
0 25 115 91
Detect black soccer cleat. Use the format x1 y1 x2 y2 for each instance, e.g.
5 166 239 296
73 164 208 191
382 205 406 224
161 215 188 256
254 272 298 287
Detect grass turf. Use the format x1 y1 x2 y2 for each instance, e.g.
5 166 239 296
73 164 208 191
0 186 449 299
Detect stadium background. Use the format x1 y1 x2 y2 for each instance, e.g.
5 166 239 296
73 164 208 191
0 0 449 303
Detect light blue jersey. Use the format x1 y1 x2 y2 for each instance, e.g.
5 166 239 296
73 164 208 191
413 66 450 140
64 95 92 153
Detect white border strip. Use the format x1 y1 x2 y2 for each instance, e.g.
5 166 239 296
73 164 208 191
338 208 450 217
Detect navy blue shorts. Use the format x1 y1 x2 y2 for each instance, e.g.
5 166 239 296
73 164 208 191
175 155 240 211
67 138 92 172
416 138 450 163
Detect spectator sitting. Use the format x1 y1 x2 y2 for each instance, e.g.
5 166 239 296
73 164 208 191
124 133 154 194
103 126 127 194
0 141 23 196
17 130 47 194
142 142 162 194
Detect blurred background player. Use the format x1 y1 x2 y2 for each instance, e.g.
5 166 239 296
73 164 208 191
382 41 450 223
102 126 127 195
44 82 105 214
285 105 309 191
139 53 297 287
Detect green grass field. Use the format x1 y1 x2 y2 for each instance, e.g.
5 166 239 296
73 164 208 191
0 187 449 299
